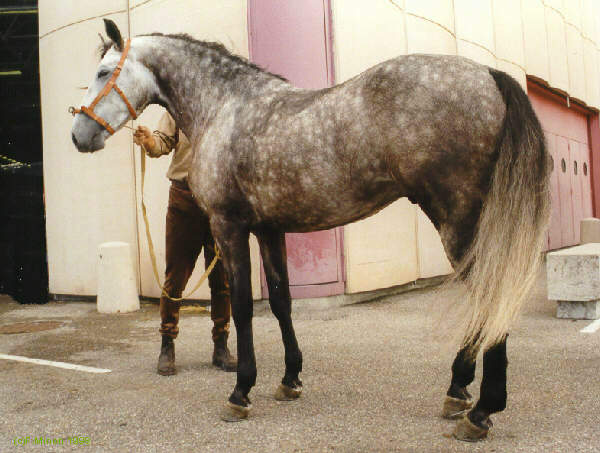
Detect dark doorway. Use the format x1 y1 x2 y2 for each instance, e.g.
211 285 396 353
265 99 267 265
0 1 47 303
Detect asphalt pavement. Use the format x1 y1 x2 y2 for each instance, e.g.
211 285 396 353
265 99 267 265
1 270 599 452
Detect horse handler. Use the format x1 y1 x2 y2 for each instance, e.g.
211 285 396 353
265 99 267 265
133 112 237 375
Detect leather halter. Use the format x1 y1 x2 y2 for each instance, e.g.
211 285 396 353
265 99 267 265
69 39 137 135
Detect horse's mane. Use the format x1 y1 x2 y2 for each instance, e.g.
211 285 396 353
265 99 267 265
96 31 286 81
139 32 287 81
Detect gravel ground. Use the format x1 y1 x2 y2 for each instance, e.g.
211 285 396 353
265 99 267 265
1 271 599 452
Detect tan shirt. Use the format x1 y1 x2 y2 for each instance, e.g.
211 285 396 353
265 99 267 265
145 112 192 182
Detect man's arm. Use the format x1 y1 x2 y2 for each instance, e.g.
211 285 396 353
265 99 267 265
133 113 178 157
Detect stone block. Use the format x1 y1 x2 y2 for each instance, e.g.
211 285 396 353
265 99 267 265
557 301 600 319
547 243 600 301
580 217 600 244
547 243 600 320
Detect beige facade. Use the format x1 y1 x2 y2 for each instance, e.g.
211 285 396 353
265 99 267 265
332 0 600 292
40 4 135 296
39 0 261 299
40 1 600 299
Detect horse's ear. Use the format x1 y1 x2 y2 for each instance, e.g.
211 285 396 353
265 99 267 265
103 18 124 51
97 33 111 58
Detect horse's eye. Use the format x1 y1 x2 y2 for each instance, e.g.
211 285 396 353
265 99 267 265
97 69 110 79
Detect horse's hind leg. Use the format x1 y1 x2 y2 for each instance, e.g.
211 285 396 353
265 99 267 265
453 336 508 442
442 341 479 419
255 229 303 400
210 218 256 422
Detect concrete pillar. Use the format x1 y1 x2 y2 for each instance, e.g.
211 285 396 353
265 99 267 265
97 242 139 314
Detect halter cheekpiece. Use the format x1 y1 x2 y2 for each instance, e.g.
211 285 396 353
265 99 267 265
69 39 137 134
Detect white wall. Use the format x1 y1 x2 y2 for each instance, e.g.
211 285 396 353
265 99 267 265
40 2 138 296
39 0 600 298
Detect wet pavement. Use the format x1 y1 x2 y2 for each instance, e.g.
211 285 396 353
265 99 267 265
1 271 599 452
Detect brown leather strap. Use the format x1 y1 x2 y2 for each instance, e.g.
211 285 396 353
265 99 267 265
113 84 138 119
89 39 131 111
80 106 115 134
70 39 136 135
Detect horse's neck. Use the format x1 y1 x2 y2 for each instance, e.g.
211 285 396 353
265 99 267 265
136 36 287 141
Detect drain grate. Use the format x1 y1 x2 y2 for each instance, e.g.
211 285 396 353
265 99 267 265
0 321 63 334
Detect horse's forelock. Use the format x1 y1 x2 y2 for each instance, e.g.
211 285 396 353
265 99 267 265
97 41 113 60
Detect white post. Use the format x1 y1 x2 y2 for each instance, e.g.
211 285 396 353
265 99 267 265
97 242 140 313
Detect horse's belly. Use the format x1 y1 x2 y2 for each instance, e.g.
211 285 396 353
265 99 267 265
251 180 402 232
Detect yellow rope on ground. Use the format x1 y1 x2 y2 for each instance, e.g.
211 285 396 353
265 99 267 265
140 146 220 302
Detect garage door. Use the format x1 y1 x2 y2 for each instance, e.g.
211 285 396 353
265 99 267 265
528 81 593 250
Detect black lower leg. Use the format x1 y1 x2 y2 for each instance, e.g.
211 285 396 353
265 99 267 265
280 322 302 388
212 219 256 409
447 344 477 401
257 229 302 389
228 306 256 407
468 336 508 427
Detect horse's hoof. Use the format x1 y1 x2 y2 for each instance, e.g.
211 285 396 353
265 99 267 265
274 383 302 401
441 396 473 419
452 415 489 442
157 365 176 376
220 401 251 422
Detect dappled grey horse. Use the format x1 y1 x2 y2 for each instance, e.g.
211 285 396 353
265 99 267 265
71 20 550 441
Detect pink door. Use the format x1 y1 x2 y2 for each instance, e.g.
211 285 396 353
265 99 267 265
546 134 562 249
569 139 584 244
556 135 575 246
248 0 344 298
579 142 593 219
528 81 594 249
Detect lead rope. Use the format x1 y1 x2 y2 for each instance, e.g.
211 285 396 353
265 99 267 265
139 143 220 302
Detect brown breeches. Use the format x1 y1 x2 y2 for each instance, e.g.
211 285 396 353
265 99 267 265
159 182 230 341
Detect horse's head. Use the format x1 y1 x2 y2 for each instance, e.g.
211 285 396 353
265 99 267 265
71 19 156 152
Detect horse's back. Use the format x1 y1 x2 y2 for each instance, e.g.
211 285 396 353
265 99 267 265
340 54 506 158
204 54 508 232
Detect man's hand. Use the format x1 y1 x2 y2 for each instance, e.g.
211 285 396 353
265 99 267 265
133 126 156 151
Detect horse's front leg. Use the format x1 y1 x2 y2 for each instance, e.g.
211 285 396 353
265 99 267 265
210 218 255 422
453 336 508 442
255 229 303 401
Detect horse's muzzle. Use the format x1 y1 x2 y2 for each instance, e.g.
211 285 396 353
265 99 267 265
71 120 106 153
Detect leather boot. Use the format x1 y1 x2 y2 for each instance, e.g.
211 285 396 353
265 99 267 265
212 335 237 372
157 335 176 376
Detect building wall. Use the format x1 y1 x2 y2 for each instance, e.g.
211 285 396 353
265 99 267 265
40 0 600 299
331 0 600 292
39 2 136 296
39 0 261 299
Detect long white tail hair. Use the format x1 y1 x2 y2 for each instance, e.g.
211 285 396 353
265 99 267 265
453 69 551 354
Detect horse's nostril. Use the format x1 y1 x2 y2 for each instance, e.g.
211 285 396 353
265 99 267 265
72 132 79 147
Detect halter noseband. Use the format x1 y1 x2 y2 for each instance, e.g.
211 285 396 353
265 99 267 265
69 39 137 135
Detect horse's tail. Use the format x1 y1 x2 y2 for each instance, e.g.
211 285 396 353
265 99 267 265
456 69 551 353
